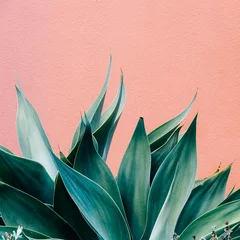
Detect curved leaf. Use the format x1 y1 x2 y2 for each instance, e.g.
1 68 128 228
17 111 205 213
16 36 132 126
16 87 57 180
0 145 14 154
70 55 112 151
150 127 180 182
148 92 196 147
149 126 179 152
175 165 231 234
94 74 126 160
0 183 80 240
51 152 131 240
118 118 151 240
0 226 50 239
142 115 197 240
73 118 126 216
54 175 97 240
179 200 240 239
0 149 54 204
220 189 240 205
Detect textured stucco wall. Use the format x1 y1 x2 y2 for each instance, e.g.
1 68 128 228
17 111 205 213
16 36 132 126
0 1 240 189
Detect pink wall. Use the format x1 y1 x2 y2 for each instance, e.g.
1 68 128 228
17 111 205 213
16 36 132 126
0 1 240 189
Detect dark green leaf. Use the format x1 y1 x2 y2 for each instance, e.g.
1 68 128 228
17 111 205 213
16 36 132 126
0 149 54 204
148 93 196 147
51 152 131 240
118 118 151 240
175 165 231 234
73 118 126 216
94 75 126 160
0 145 14 155
150 127 181 183
142 116 197 240
0 226 50 239
220 189 240 205
70 55 112 151
0 183 80 240
179 200 240 239
54 175 97 240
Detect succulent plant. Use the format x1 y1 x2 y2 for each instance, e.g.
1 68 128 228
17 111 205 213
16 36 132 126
0 56 239 240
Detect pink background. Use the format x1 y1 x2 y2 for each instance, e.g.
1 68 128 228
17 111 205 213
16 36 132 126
0 1 239 189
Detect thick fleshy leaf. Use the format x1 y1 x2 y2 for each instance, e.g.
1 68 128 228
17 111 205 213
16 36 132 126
220 189 240 205
0 182 80 240
150 127 181 182
148 93 196 147
70 55 112 151
149 126 179 152
0 226 50 239
54 175 97 240
94 75 126 160
142 116 197 240
0 145 14 154
179 200 240 239
73 118 126 216
0 149 54 204
16 87 57 180
59 151 73 167
51 152 131 240
175 165 231 234
118 118 151 240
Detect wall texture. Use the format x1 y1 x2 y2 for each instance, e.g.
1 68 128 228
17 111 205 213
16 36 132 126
0 1 240 189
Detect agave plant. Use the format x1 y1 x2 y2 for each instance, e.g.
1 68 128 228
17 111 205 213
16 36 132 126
0 56 239 240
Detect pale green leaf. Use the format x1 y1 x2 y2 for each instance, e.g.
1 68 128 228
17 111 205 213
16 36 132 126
16 87 57 180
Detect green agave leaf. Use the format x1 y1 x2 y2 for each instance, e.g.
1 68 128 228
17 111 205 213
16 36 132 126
231 223 240 238
68 115 98 165
149 126 179 152
0 226 50 239
118 118 151 240
216 223 240 240
73 118 126 216
0 216 4 225
150 127 181 182
0 183 80 240
179 200 240 239
54 175 97 240
220 189 240 205
59 151 73 167
142 115 197 240
51 151 131 240
148 92 196 147
25 237 62 240
175 165 231 235
0 145 14 154
94 74 126 160
0 149 54 204
16 87 57 180
70 55 112 151
228 185 236 197
202 222 239 240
